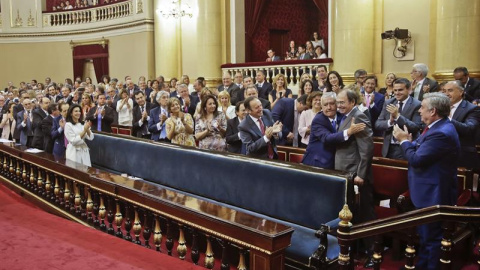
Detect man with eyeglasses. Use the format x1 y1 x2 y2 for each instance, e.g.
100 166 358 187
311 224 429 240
410 63 438 101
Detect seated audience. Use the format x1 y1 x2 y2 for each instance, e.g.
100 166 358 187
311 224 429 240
272 94 308 147
297 44 311 60
255 71 272 100
165 97 195 147
217 91 236 120
132 91 153 139
305 41 315 58
314 46 327 59
195 94 227 151
148 90 170 142
453 66 480 102
80 93 94 121
410 63 438 101
298 92 322 147
285 40 297 60
266 49 281 62
311 32 325 50
359 76 385 136
269 73 292 109
226 101 247 154
218 73 242 105
85 93 114 133
244 85 271 111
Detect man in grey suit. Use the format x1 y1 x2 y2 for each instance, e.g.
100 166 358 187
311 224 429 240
218 72 242 105
410 63 438 101
238 97 282 159
16 98 34 147
335 89 375 228
375 78 422 159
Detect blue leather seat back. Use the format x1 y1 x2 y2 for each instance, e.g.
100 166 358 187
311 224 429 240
88 133 347 229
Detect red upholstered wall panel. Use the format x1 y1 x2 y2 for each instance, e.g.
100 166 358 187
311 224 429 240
248 0 328 62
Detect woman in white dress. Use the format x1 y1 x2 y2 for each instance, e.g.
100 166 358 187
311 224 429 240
217 90 236 120
116 89 134 126
65 104 94 166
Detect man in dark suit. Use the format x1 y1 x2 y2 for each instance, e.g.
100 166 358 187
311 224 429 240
271 95 308 146
13 91 29 143
335 89 375 233
410 63 438 101
238 97 282 159
226 101 247 154
445 80 480 169
312 65 328 92
302 92 365 169
148 90 170 142
31 97 51 149
41 103 59 154
255 71 273 100
361 76 385 136
297 44 311 60
266 49 281 62
375 78 422 159
51 103 69 158
132 91 154 139
85 93 115 133
454 66 480 102
16 98 34 147
244 84 271 110
218 73 242 105
177 84 198 117
393 92 460 270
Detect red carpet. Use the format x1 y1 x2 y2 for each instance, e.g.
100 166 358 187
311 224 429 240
0 183 203 270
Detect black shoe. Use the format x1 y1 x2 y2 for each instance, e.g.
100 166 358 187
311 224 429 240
363 257 375 269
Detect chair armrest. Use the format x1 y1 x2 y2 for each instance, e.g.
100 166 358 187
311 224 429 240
310 223 332 268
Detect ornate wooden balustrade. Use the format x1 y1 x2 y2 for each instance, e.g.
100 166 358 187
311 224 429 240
221 59 333 94
0 142 293 270
43 0 133 27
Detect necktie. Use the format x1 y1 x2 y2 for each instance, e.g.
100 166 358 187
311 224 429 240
331 119 336 131
421 126 429 136
141 106 144 114
398 102 403 114
97 106 102 131
365 94 370 107
449 105 455 118
258 118 274 159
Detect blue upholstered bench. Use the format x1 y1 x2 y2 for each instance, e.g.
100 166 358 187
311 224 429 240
87 132 353 268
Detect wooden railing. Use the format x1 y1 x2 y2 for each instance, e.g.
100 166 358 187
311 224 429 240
337 204 480 269
0 142 293 270
43 0 133 27
221 59 333 94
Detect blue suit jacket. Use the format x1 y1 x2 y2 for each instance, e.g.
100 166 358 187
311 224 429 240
302 112 345 169
271 98 295 145
51 116 66 158
450 99 480 169
238 110 278 159
148 106 168 141
401 118 460 208
367 92 385 136
16 110 33 146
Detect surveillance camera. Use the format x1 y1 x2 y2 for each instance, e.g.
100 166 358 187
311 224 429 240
381 28 409 40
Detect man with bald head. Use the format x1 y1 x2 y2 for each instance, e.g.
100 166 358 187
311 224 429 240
31 97 51 149
218 72 241 105
444 80 480 169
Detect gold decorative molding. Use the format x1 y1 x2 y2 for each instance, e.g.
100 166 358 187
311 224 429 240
70 37 109 49
0 19 153 38
137 0 143 14
14 9 23 27
433 72 480 82
27 9 35 27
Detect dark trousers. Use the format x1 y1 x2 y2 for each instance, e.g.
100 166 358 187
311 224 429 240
416 221 442 270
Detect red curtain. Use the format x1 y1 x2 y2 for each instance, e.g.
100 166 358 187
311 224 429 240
72 44 109 83
244 0 268 62
312 0 328 18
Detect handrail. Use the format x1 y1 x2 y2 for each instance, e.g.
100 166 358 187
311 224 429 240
339 205 480 240
42 0 133 27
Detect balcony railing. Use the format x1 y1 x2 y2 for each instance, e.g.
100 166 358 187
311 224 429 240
43 0 133 27
221 58 333 94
